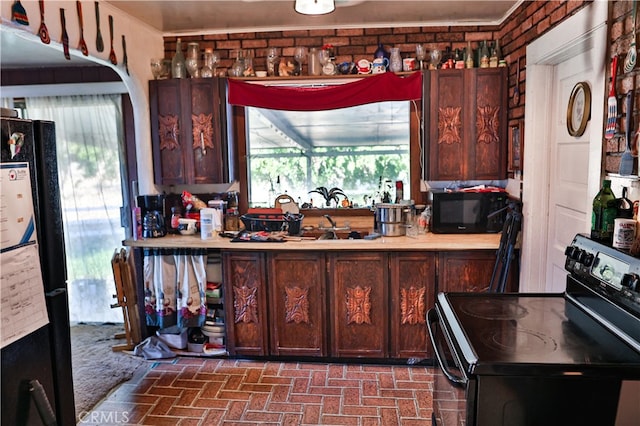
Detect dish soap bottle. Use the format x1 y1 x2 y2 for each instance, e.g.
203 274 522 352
591 179 617 244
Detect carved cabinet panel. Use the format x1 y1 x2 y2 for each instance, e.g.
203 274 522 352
223 251 268 356
425 68 507 181
389 252 435 359
267 252 327 356
438 250 517 293
149 78 228 185
328 252 388 358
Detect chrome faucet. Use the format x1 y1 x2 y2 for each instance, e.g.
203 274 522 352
324 214 337 228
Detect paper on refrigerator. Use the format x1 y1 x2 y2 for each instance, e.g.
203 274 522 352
0 162 49 348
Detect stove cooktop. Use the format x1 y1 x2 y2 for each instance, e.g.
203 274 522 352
439 292 640 376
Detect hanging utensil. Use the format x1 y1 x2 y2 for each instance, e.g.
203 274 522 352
108 14 117 65
76 1 88 56
620 90 634 175
11 1 29 25
512 58 520 106
122 35 129 75
605 55 619 140
38 0 50 44
94 1 104 52
60 8 70 60
625 0 638 73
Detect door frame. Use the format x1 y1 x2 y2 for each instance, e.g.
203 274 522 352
520 1 608 292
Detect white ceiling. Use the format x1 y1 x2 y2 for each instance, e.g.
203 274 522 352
105 0 518 34
1 1 519 68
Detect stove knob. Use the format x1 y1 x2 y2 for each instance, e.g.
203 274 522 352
583 253 594 267
577 250 589 264
622 273 640 292
564 246 576 257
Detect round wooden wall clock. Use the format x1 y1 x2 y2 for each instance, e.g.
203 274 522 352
566 81 591 137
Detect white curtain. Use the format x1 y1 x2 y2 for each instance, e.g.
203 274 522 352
25 95 126 323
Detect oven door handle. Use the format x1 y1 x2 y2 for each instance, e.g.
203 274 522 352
427 308 467 386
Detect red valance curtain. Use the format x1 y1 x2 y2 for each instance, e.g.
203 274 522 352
227 71 423 111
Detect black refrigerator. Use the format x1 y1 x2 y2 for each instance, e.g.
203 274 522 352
1 115 75 425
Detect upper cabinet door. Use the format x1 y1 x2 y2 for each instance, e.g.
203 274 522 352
150 79 188 185
149 78 229 185
474 68 508 180
426 68 507 181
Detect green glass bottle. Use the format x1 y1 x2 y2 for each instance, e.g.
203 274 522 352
591 179 617 243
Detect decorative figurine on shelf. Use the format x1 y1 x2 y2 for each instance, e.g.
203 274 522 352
374 43 389 60
278 59 295 76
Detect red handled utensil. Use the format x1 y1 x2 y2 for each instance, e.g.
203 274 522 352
76 1 88 56
108 14 117 65
38 0 50 44
605 55 619 139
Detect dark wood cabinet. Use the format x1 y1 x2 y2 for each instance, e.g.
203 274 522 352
222 251 268 356
328 252 388 358
389 252 435 359
425 68 508 181
438 250 517 293
220 248 510 360
267 252 327 356
149 78 228 185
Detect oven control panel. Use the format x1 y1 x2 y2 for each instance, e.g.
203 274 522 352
565 234 640 308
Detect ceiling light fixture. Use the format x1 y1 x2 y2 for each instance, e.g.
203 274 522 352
294 0 335 15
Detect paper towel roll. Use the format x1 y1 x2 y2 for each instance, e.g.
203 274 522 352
613 218 636 249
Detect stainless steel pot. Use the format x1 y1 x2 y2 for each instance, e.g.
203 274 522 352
376 203 405 222
375 203 409 237
378 222 406 237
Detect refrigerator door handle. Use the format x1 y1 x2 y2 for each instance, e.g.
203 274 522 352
44 288 67 298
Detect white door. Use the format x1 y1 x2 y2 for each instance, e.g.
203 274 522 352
520 1 607 293
545 52 594 292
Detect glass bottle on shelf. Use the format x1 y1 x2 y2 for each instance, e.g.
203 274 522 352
308 47 321 76
171 38 186 79
266 47 279 76
489 40 500 68
591 179 617 244
465 41 474 68
201 48 214 78
185 42 200 77
479 40 490 68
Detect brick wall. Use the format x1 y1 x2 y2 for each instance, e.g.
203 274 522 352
163 0 589 174
609 0 635 173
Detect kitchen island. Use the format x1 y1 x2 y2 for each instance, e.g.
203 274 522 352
124 232 515 361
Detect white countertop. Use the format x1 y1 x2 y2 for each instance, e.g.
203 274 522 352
123 232 502 251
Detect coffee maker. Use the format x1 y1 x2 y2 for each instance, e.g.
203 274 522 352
137 194 166 238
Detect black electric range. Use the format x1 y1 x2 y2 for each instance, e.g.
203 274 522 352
428 234 640 426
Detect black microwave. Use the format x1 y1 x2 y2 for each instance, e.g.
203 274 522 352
431 190 508 234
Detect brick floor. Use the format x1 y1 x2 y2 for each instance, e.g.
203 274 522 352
81 358 434 425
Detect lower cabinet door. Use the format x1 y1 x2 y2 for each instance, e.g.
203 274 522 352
328 252 388 358
268 252 327 356
389 252 435 359
439 251 497 293
223 251 268 356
